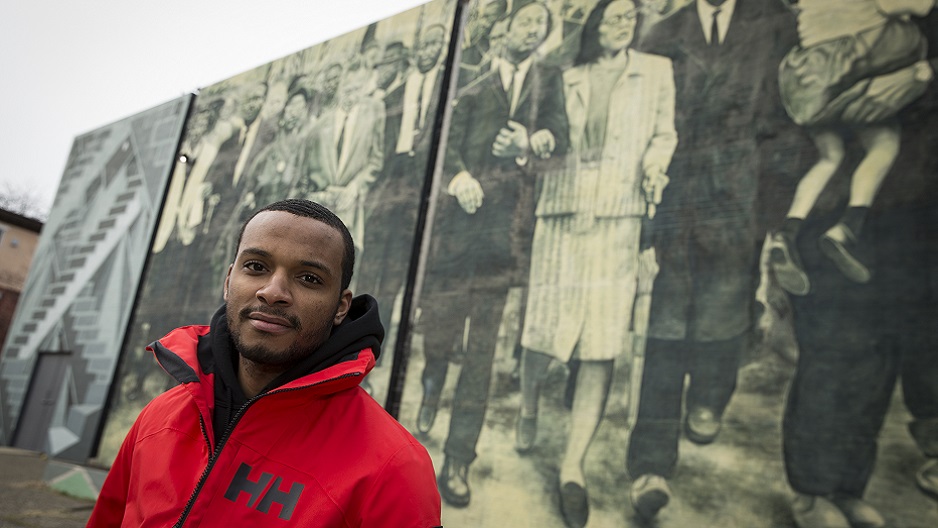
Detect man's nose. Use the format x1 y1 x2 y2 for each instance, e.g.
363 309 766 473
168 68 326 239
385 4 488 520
256 272 292 305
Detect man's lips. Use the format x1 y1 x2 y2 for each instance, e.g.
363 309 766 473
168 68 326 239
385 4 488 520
247 312 294 334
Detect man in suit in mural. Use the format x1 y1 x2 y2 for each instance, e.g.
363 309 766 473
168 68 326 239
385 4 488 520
782 8 938 528
294 66 384 288
417 0 568 508
461 0 509 71
176 81 269 251
170 80 271 315
627 0 797 519
360 25 446 340
310 63 344 119
370 41 409 101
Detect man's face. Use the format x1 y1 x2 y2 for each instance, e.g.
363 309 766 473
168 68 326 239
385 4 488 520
598 0 637 52
488 19 508 57
470 1 504 41
240 83 267 123
506 3 549 59
187 109 212 145
224 211 352 369
375 59 402 89
281 93 308 131
416 27 445 73
339 75 365 110
322 65 343 99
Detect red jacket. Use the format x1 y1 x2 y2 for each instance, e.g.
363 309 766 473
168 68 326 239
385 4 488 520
88 323 441 527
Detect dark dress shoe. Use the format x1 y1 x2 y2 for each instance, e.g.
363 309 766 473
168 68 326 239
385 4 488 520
685 406 721 445
791 494 850 528
830 495 885 528
769 230 811 295
630 474 671 520
515 412 537 453
416 400 437 435
437 457 471 508
559 481 589 528
916 458 938 500
819 223 871 283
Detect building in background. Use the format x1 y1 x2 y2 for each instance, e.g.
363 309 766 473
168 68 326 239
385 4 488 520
0 208 42 358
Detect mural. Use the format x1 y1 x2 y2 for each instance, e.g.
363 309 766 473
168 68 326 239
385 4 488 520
95 0 459 464
3 0 934 526
0 95 191 462
398 0 938 527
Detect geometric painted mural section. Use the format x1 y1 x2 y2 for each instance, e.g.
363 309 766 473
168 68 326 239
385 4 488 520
0 95 191 462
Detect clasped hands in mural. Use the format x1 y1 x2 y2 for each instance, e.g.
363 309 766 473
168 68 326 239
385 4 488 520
451 121 558 214
492 120 556 160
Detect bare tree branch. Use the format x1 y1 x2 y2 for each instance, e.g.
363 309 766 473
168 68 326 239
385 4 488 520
0 181 49 222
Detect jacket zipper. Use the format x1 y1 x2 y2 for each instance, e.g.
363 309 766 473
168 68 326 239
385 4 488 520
171 372 360 527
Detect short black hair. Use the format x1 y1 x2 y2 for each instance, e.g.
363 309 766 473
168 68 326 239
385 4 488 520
236 199 355 291
575 0 643 66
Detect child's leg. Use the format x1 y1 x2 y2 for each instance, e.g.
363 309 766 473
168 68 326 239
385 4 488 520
817 122 900 284
770 129 846 295
850 122 901 210
787 129 847 219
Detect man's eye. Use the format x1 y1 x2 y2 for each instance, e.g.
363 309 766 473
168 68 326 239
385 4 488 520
300 273 322 284
244 261 266 272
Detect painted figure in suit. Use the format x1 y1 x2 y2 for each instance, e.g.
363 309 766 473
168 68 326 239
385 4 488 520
359 25 446 340
418 0 569 508
369 41 409 101
627 0 796 520
165 81 270 321
213 83 313 268
513 2 677 526
782 9 938 528
294 67 384 288
461 0 509 72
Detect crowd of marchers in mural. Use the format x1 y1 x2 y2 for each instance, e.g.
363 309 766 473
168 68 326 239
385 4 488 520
94 0 937 527
100 2 455 440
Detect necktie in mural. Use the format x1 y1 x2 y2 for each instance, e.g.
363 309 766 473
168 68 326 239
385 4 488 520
711 9 721 46
415 73 426 136
336 111 347 160
506 63 519 116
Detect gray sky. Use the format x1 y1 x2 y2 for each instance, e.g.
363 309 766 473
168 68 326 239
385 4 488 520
0 0 428 216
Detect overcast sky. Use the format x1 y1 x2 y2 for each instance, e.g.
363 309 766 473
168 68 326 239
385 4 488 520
0 0 430 217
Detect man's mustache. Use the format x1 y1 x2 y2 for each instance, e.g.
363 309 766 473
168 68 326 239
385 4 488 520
239 306 301 330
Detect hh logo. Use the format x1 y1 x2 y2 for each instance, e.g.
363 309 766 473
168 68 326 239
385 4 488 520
224 462 306 520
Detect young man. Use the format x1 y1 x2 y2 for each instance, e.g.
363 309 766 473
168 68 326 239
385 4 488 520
87 199 441 527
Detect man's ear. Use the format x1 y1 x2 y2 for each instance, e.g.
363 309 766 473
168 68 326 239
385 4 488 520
333 289 353 325
223 264 233 301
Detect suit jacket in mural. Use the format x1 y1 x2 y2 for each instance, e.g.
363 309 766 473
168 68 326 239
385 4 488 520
296 97 385 248
426 59 569 290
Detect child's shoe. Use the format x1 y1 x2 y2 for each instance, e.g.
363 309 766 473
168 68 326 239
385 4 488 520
819 223 871 283
769 231 811 295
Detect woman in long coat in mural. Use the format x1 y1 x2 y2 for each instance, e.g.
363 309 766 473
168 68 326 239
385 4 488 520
513 1 677 526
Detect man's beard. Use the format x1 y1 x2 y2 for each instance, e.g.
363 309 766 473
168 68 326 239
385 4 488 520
227 304 334 369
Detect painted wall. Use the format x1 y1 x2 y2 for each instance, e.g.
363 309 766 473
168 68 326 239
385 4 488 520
0 96 191 461
4 1 937 527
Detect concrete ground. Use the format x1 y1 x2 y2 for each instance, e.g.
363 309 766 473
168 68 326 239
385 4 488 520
0 447 93 528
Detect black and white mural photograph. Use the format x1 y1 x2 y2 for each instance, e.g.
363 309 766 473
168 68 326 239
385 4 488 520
95 0 458 464
0 96 191 462
5 0 936 526
397 0 938 527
